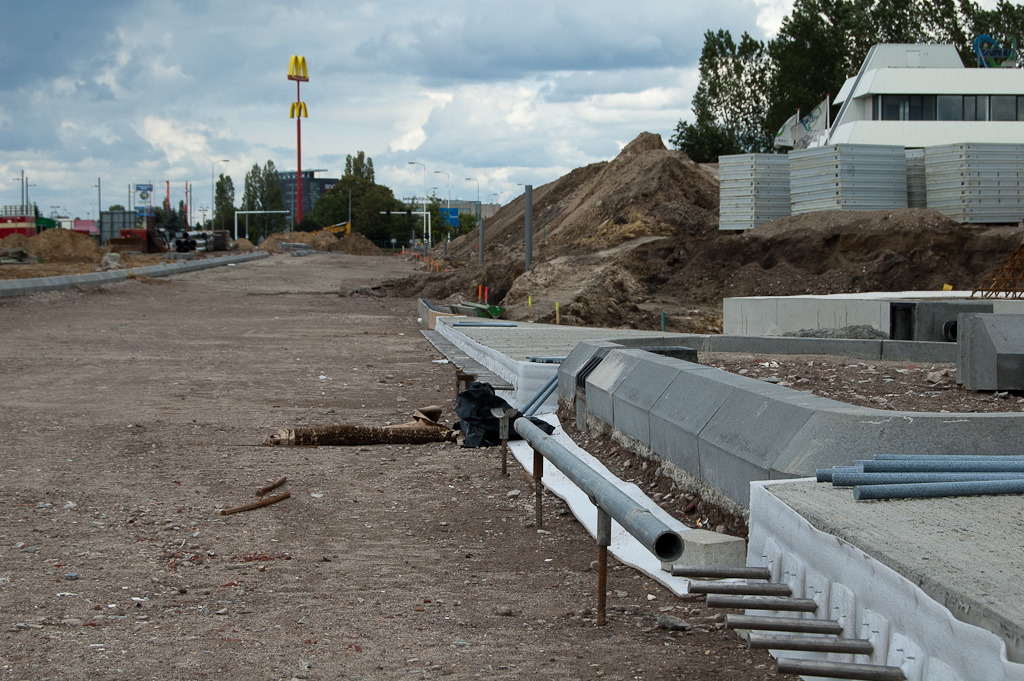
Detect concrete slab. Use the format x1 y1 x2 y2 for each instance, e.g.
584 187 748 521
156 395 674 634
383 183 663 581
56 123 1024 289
662 528 746 572
959 313 1024 391
758 479 1024 670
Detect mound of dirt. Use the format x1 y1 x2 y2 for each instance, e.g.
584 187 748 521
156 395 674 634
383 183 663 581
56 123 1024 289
325 232 384 256
24 229 102 263
1 234 31 249
385 131 1024 333
233 238 255 252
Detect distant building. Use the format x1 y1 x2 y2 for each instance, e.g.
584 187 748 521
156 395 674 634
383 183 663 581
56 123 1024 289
828 43 1024 147
278 170 337 224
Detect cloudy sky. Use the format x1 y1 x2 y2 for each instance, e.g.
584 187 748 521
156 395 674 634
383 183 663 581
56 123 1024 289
1 1 830 221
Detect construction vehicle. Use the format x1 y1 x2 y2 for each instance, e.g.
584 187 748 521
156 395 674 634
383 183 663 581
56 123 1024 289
321 222 351 237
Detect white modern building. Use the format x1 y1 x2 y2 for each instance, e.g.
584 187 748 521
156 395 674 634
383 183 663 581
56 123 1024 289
827 43 1024 147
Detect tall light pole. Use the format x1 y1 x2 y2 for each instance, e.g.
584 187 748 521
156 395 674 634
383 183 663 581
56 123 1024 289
465 177 480 218
212 159 228 229
12 170 24 210
93 178 101 227
433 170 450 208
288 56 309 226
407 161 428 245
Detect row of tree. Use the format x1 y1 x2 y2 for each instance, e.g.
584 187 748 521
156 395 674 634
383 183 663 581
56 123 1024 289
207 152 476 245
673 0 1024 162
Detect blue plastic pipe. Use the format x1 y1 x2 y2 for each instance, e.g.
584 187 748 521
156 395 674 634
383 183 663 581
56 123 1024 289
854 478 1024 501
859 460 1024 473
833 471 1024 487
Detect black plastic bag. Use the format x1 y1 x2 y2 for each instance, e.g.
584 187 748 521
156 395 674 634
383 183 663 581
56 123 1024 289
453 381 555 448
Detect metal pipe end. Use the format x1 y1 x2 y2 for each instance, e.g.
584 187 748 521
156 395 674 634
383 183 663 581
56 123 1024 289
653 532 684 563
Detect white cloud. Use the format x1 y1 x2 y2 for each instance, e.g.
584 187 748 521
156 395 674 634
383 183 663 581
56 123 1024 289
140 116 209 165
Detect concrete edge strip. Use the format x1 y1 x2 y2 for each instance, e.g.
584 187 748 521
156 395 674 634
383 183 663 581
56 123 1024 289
0 251 269 298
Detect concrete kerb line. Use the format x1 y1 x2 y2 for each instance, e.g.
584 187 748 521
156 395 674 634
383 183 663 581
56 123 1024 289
0 251 269 298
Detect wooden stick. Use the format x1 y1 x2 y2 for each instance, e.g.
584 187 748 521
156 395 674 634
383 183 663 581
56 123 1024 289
256 476 287 498
220 492 290 516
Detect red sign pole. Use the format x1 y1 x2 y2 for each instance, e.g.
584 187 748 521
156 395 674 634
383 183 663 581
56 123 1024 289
288 56 309 228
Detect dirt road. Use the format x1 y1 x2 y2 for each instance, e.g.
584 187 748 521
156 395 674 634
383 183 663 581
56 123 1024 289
0 254 789 680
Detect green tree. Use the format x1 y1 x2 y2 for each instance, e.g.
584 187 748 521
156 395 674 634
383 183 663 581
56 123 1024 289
239 161 287 241
308 151 412 245
108 204 126 211
213 173 235 232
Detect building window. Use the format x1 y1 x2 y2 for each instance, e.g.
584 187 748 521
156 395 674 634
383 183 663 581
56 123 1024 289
964 95 977 121
881 94 909 120
1019 96 1024 121
937 95 962 120
992 95 1016 121
976 95 990 121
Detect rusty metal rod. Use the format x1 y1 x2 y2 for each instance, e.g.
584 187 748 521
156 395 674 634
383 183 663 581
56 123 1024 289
706 594 818 612
672 565 771 580
776 658 905 680
220 492 290 516
255 476 287 497
748 633 873 655
596 507 610 627
726 614 843 635
688 582 792 596
533 448 544 528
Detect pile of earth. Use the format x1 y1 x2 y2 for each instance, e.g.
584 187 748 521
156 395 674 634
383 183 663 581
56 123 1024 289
233 238 256 252
1 229 102 263
388 132 1024 333
260 230 383 256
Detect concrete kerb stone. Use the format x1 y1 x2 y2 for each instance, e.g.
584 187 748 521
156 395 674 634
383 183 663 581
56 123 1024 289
557 340 622 403
610 350 687 448
0 251 268 299
433 319 520 396
584 350 645 427
959 313 1024 391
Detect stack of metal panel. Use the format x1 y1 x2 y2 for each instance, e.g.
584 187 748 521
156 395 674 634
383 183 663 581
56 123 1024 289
718 154 791 230
925 143 1024 223
905 148 927 208
789 145 908 215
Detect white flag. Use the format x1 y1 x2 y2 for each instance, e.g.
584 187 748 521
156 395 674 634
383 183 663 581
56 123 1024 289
773 112 800 148
792 99 829 149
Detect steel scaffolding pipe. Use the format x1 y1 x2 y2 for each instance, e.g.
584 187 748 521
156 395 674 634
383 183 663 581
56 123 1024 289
687 582 792 597
832 471 1024 487
854 478 1024 501
775 658 906 680
525 380 558 417
513 418 683 563
706 594 818 612
747 633 874 655
671 565 771 580
726 614 843 635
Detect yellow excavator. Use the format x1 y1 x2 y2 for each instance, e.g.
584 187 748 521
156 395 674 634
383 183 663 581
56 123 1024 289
321 222 351 237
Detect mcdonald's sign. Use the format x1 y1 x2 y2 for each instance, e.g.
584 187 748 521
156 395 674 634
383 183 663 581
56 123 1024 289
288 55 308 81
290 101 308 118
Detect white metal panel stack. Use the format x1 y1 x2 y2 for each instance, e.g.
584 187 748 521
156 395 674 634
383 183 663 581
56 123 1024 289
925 143 1024 223
718 154 791 231
789 144 908 214
905 148 927 208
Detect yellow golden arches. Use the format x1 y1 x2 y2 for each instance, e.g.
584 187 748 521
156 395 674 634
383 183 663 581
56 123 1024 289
288 55 308 81
289 101 308 118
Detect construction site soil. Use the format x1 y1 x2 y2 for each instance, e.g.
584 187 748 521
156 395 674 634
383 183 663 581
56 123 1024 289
391 132 1024 335
0 255 795 681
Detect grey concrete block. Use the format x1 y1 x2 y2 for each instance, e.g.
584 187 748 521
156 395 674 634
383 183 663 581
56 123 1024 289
708 335 884 359
557 341 621 403
610 351 686 447
959 313 1024 391
662 529 747 571
649 364 745 479
697 380 816 506
890 300 992 342
585 350 643 427
881 340 956 363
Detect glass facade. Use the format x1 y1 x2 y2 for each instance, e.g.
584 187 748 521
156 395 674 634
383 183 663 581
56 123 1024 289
872 94 1024 122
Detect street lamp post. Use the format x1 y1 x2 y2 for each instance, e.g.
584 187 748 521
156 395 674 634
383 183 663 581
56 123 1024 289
212 159 228 230
433 170 450 208
465 177 480 218
407 161 428 245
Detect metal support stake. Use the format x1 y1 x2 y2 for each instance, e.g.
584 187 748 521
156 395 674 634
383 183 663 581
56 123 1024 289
492 408 516 477
533 449 544 528
596 506 611 626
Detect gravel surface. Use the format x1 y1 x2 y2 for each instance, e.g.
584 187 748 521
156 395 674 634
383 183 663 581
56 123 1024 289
0 254 793 680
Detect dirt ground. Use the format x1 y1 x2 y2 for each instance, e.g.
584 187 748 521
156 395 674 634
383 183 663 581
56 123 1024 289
0 254 795 681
